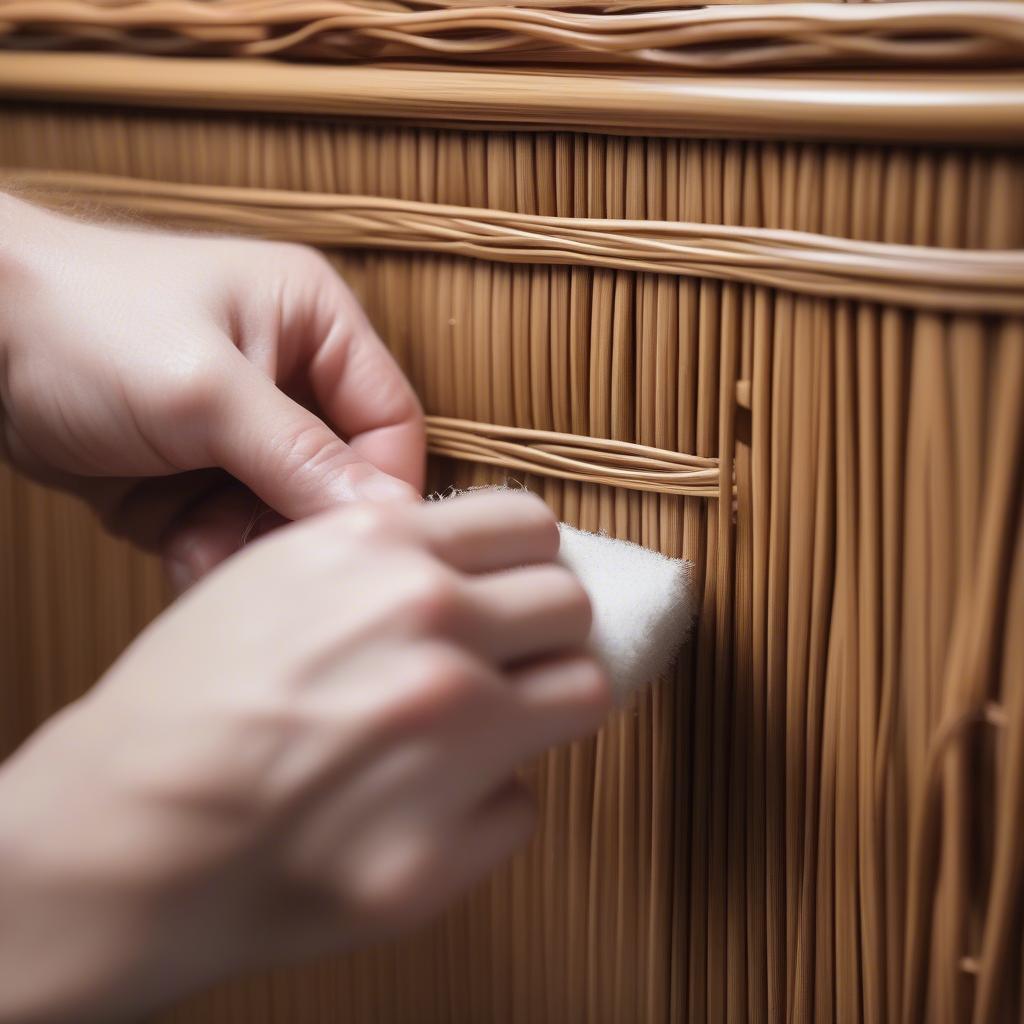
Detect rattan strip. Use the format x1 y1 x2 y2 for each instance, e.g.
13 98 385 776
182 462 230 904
425 416 721 496
2 0 1023 70
2 53 1023 146
7 170 1024 314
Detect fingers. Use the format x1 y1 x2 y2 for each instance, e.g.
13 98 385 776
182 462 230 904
450 656 611 800
311 493 580 664
511 653 612 720
330 644 609 821
287 254 426 493
434 654 610 815
415 489 560 574
302 492 578 663
415 493 588 664
322 489 559 575
457 565 592 664
210 358 418 521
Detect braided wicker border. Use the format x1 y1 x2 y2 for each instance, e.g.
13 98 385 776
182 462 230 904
6 170 1023 314
1 0 1023 70
426 417 722 497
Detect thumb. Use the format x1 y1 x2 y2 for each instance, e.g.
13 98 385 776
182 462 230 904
210 365 419 520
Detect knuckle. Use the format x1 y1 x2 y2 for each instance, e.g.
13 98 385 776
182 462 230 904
400 564 463 634
356 643 483 749
156 351 228 423
273 420 345 483
575 658 614 717
274 425 394 504
514 493 561 554
333 501 404 546
479 490 559 555
543 565 592 632
413 644 482 711
519 654 613 726
346 843 435 931
512 489 561 532
361 644 491 743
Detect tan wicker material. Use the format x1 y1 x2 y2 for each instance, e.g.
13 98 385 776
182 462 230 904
0 26 1022 1024
1 0 1024 70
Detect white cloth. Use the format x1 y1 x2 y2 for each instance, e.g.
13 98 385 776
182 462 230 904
436 485 695 700
557 522 695 701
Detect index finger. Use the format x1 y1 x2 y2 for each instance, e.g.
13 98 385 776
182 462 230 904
416 489 561 574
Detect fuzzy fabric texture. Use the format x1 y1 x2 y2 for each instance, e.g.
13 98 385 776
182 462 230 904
556 522 695 701
437 486 695 701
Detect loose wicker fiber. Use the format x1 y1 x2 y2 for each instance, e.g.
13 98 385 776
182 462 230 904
0 29 1022 1024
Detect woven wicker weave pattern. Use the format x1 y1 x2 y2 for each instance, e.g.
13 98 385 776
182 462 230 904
0 47 1022 1024
7 104 1021 241
2 0 1024 69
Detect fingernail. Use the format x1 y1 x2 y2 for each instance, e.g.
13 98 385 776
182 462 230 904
353 474 420 503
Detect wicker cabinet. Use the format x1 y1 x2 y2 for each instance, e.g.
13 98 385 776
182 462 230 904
1 4 1022 1020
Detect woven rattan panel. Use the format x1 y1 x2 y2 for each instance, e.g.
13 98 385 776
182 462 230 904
1 52 1023 1024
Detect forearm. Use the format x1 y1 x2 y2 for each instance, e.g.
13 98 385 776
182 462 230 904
0 708 132 1022
0 706 218 1023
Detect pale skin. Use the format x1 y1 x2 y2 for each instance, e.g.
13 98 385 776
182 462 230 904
0 195 611 1022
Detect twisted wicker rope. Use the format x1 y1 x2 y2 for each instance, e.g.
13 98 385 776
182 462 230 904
1 0 1023 69
6 170 1023 314
426 417 722 496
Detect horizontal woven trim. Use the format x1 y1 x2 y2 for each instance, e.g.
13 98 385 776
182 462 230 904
8 170 1024 314
1 53 1022 145
2 0 1022 71
426 416 721 497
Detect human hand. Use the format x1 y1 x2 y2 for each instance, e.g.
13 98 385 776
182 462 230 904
0 193 424 586
0 489 610 1022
